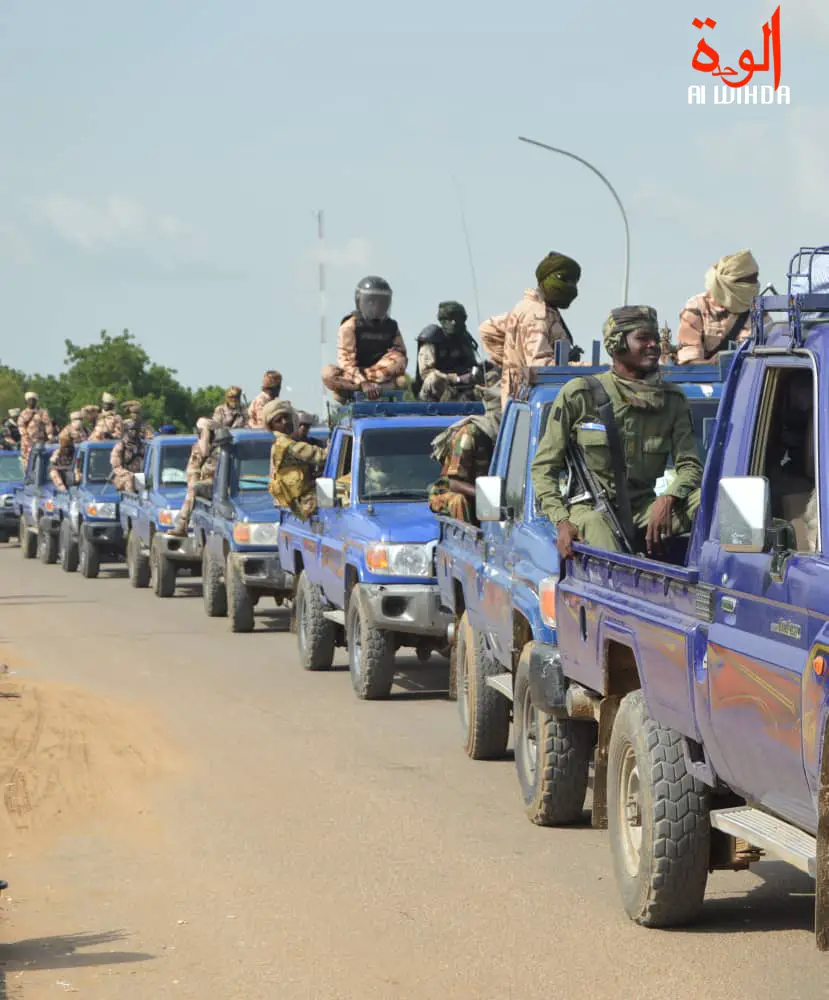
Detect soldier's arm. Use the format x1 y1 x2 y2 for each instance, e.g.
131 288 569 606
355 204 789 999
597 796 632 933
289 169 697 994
530 388 581 525
337 318 363 384
212 405 224 423
664 393 704 500
287 438 327 469
417 343 438 378
478 314 507 366
110 444 122 469
676 299 705 364
444 428 477 497
520 305 557 367
364 330 407 382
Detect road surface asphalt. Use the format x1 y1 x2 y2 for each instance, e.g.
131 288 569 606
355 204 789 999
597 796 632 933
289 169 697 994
0 543 823 999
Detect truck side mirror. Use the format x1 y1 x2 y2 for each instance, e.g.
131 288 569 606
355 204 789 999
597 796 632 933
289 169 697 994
476 476 505 522
133 472 146 492
316 477 336 509
702 417 716 452
717 476 770 552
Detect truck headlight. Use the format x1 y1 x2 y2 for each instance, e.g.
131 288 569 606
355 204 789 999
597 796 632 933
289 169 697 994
539 576 557 628
366 543 432 577
158 508 178 527
0 494 12 507
233 522 278 546
85 502 117 520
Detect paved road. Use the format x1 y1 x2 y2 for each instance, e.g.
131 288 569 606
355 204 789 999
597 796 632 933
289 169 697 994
0 544 824 999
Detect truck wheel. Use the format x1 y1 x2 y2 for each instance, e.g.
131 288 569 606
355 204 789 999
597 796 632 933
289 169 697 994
126 531 150 588
0 530 7 544
513 664 594 825
457 611 510 760
78 536 100 578
151 534 176 597
226 555 254 632
295 571 336 670
20 519 36 559
38 522 58 564
59 519 79 573
346 589 395 700
202 549 227 617
607 689 710 927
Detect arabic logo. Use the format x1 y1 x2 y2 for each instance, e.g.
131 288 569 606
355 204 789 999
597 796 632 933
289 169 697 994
691 5 781 90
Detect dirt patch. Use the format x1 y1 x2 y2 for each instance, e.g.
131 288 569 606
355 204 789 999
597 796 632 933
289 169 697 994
0 672 184 856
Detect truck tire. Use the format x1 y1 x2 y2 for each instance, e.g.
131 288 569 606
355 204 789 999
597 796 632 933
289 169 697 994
346 589 395 700
513 663 593 825
457 612 510 760
59 519 79 573
151 534 176 597
78 535 100 578
295 571 336 670
38 522 58 564
607 689 710 927
226 554 254 632
202 549 227 617
20 519 36 559
126 531 150 588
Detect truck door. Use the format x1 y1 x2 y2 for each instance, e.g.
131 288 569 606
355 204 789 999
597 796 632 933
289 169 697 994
699 359 820 831
319 431 351 604
481 406 531 666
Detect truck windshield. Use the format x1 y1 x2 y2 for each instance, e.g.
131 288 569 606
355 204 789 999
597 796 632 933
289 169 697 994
0 453 23 482
86 447 114 482
236 439 272 491
357 427 443 502
160 445 192 486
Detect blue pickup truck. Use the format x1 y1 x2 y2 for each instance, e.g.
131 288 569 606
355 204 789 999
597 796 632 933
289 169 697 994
0 450 23 543
190 428 293 632
435 343 726 817
17 443 58 560
37 441 123 577
279 400 483 699
119 433 200 595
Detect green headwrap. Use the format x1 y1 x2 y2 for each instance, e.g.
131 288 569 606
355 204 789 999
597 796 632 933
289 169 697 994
438 301 467 322
535 253 581 308
602 305 659 356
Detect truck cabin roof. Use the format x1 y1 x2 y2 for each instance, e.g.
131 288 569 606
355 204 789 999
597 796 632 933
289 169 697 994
332 400 484 431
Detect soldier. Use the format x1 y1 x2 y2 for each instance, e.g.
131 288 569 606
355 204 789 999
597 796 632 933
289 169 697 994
81 404 100 435
121 400 154 438
48 412 86 490
247 371 283 428
264 400 327 519
321 276 408 402
413 301 480 402
531 306 703 559
659 324 678 365
168 418 221 537
480 252 582 408
18 391 55 464
213 386 247 428
427 380 502 523
90 392 124 441
676 249 760 364
293 411 314 441
110 420 147 493
2 409 21 450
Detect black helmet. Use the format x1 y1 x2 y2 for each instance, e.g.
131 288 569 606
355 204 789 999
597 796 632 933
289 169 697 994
354 275 392 322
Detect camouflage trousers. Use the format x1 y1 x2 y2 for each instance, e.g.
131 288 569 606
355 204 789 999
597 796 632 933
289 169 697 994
176 486 197 532
567 488 701 552
418 372 477 403
428 487 474 524
48 467 68 491
322 366 407 404
112 469 136 493
289 492 318 521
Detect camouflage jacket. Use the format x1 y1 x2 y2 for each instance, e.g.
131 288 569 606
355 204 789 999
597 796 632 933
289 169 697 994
268 432 326 511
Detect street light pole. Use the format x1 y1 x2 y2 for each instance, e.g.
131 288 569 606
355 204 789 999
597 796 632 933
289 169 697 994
518 136 630 306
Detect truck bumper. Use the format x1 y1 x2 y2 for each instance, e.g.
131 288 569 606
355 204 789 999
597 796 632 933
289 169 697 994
357 583 452 637
229 550 293 592
526 641 568 715
158 531 200 562
0 508 19 535
82 520 123 550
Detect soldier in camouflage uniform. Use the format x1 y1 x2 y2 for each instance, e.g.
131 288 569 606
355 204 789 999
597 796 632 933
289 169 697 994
247 371 282 428
213 386 247 428
531 306 703 559
110 420 147 493
81 405 100 435
18 391 55 465
414 302 480 402
264 400 327 519
427 381 502 524
90 392 123 441
676 249 760 364
48 412 87 490
480 252 581 408
168 418 221 536
2 409 21 450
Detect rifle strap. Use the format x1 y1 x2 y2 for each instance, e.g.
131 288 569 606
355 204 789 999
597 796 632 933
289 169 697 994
583 376 636 550
704 311 749 360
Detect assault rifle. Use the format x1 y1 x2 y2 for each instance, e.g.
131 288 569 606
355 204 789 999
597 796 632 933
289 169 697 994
564 443 635 555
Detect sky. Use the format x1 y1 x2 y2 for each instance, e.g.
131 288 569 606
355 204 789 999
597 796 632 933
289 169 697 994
1 0 828 416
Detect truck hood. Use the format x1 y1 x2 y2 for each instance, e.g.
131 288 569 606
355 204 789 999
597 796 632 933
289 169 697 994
231 491 279 521
352 501 438 544
150 487 187 509
0 481 22 496
82 483 119 502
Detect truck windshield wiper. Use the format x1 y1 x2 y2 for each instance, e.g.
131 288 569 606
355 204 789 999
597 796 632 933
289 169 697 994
361 489 426 500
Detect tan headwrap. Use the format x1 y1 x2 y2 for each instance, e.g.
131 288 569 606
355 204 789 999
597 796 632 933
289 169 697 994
704 249 760 314
262 399 293 428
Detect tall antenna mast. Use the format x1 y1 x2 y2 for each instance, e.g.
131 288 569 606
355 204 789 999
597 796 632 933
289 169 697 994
317 209 327 415
450 174 482 328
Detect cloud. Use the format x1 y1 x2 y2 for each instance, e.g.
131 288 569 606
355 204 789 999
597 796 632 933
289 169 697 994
31 194 194 252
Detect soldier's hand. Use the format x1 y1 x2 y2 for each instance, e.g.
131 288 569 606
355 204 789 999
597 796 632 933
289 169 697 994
361 382 381 400
646 495 675 554
556 520 580 560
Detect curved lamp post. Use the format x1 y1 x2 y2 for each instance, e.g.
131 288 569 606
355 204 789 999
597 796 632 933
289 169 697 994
518 136 631 306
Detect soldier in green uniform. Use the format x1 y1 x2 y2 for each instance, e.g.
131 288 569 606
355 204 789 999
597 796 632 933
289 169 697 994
264 400 327 519
427 380 502 524
531 305 703 559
